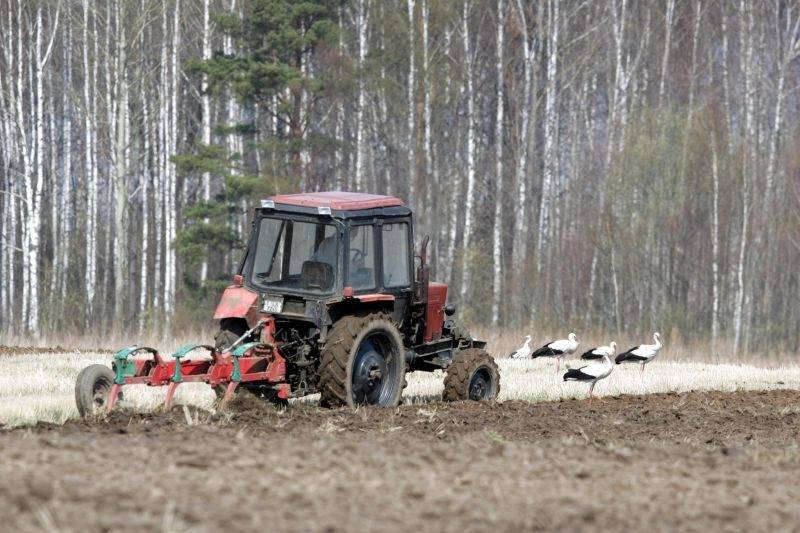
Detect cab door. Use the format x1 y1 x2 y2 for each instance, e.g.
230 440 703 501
378 219 413 329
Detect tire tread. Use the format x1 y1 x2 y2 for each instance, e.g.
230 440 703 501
318 313 404 407
443 348 500 402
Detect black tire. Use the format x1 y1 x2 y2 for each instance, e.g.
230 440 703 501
443 349 500 402
318 313 406 408
75 364 118 417
214 318 249 351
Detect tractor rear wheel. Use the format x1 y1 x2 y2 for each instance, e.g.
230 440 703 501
75 364 118 417
318 313 406 408
443 349 500 402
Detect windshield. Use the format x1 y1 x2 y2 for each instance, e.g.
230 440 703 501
246 217 339 295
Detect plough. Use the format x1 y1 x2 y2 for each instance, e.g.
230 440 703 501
75 319 289 416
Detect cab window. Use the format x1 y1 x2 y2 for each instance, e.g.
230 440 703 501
347 225 376 290
382 223 410 288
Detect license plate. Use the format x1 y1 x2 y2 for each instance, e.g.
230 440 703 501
261 295 284 314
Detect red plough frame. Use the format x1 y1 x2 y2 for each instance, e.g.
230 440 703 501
107 319 288 412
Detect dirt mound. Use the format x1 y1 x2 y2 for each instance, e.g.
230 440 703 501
2 390 799 532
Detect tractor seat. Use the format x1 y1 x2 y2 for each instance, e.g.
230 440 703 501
300 261 333 290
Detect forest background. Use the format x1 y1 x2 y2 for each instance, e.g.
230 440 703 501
1 0 799 356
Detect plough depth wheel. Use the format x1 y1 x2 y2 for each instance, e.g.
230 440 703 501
75 364 118 417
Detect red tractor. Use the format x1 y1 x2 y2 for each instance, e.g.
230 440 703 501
75 192 499 415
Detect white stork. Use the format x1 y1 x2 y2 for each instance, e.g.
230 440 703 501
580 341 618 361
509 335 533 359
615 332 663 374
563 345 615 401
530 333 579 370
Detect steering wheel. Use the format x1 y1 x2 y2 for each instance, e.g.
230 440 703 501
350 248 366 262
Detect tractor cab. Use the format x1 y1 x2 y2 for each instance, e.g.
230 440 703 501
217 192 423 335
243 192 414 304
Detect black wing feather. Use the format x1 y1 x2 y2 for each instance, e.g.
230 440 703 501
563 367 593 381
531 341 562 358
615 346 648 364
580 347 603 360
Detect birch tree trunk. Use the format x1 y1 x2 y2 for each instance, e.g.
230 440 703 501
421 0 433 229
13 6 29 329
536 0 559 283
83 0 98 318
679 2 703 184
113 7 129 322
442 27 458 281
139 82 150 331
377 2 390 195
458 0 476 305
406 0 416 207
710 134 720 352
1 177 14 331
4 3 22 331
334 6 345 190
510 0 534 311
734 0 755 354
355 0 369 190
200 0 212 282
165 0 181 319
491 0 506 325
28 5 58 332
720 10 735 154
657 0 675 106
58 12 72 300
765 6 799 207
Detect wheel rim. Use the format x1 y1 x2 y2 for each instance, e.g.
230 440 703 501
352 332 397 405
91 379 111 414
468 367 494 400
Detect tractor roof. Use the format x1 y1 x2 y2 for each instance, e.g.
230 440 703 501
268 191 405 211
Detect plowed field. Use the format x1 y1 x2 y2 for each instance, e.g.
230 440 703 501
2 390 799 532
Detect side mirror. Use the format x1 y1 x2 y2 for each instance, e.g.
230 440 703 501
232 274 244 287
444 304 456 316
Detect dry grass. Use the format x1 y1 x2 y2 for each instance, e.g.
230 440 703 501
5 325 796 364
2 347 800 428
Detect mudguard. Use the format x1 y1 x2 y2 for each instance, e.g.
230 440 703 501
213 285 258 323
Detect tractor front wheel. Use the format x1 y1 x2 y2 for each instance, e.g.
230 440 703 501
75 364 118 417
443 349 500 402
318 313 406 408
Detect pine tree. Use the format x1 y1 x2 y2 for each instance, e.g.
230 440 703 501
175 0 344 311
191 0 344 183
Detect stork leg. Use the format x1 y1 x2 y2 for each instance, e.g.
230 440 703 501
588 381 596 402
640 363 645 375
